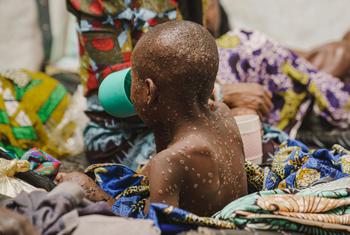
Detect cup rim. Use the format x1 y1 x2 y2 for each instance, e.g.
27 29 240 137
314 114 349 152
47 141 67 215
123 69 133 105
234 114 259 124
98 67 135 117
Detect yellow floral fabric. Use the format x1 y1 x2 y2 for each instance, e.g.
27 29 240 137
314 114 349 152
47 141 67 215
0 70 70 157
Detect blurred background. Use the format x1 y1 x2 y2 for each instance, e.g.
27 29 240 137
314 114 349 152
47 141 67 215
221 0 350 50
0 0 349 168
1 0 349 72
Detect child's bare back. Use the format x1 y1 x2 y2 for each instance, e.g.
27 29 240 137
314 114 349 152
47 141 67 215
145 103 247 216
131 21 248 216
55 21 248 217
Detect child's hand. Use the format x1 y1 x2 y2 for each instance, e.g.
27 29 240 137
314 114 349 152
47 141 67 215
56 172 115 206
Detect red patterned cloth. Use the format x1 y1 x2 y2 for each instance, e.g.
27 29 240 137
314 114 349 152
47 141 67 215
67 0 180 96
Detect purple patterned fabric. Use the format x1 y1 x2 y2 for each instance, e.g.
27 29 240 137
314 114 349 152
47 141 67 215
216 28 350 133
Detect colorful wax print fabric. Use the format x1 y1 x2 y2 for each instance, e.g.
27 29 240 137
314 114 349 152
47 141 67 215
67 0 180 96
87 161 350 234
67 0 181 168
214 177 350 235
86 163 150 218
83 107 155 170
0 147 56 191
216 28 350 132
21 148 61 180
86 141 350 234
0 70 70 157
1 146 61 180
148 203 235 234
246 139 350 192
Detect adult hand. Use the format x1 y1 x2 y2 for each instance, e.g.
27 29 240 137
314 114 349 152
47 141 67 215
305 40 350 78
221 83 272 120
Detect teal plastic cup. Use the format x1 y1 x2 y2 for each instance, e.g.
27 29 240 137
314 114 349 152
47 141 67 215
98 68 136 118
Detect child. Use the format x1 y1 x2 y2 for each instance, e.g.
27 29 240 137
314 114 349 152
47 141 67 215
131 20 247 216
57 20 247 217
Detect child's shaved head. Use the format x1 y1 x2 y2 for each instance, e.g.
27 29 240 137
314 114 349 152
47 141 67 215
132 20 219 105
131 22 247 214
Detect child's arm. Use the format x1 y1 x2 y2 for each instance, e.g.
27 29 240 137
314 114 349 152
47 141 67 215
148 153 184 207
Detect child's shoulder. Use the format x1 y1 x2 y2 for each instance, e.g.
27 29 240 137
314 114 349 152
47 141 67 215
152 135 214 168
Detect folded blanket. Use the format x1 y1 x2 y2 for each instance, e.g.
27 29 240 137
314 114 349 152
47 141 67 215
214 177 350 235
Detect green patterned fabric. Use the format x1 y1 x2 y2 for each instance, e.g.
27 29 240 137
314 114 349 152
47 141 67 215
214 177 350 235
37 84 67 123
0 70 71 157
0 110 9 124
12 126 38 140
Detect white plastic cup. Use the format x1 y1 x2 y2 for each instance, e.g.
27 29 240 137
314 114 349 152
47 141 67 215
234 114 262 165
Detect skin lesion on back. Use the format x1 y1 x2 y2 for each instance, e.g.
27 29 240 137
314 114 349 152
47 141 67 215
148 140 217 206
148 150 184 207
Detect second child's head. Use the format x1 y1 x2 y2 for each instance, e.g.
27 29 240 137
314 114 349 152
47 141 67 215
131 21 218 128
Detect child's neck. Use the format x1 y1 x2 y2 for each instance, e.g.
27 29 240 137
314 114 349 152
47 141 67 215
152 103 211 152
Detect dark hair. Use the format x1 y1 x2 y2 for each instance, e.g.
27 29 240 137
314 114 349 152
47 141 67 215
218 3 230 37
178 0 230 38
178 0 203 25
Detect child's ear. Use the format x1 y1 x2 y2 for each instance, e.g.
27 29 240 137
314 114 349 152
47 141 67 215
145 78 158 105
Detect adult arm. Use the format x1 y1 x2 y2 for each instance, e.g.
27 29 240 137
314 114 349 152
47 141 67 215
216 29 350 129
220 83 272 120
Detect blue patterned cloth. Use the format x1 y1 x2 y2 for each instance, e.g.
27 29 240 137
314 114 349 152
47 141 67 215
85 163 149 218
263 140 350 190
85 163 235 234
83 95 155 170
148 203 234 234
214 177 350 235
